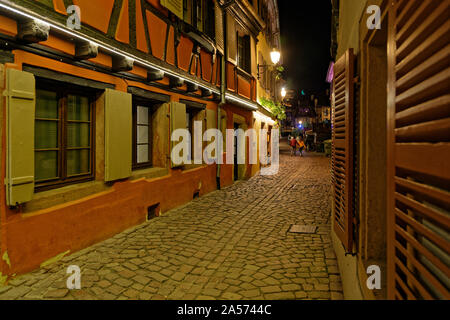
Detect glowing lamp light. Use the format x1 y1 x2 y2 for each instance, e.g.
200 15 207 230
281 87 287 98
270 49 281 65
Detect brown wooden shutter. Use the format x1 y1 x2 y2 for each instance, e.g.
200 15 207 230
332 48 355 253
387 0 450 300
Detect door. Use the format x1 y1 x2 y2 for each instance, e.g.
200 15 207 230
234 123 239 181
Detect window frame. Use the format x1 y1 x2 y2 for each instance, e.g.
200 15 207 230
237 33 251 73
183 0 215 41
132 98 154 170
34 79 96 192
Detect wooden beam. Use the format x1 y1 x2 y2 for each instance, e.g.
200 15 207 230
147 69 164 82
112 56 134 72
186 82 199 93
201 88 212 97
75 42 98 60
17 19 49 43
168 75 184 88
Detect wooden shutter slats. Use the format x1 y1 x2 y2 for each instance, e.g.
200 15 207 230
395 193 450 230
396 95 450 127
395 259 433 300
335 114 346 123
388 0 450 299
396 0 436 44
334 140 345 150
335 166 346 175
395 21 449 77
395 118 450 142
335 72 345 84
397 45 450 92
395 274 417 300
394 239 449 299
394 257 435 300
395 226 450 281
395 177 450 211
335 77 346 90
396 1 448 61
334 109 346 117
395 143 450 179
335 89 346 100
332 48 354 253
395 0 421 33
395 68 450 109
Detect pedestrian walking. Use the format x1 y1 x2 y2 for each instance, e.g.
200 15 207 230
296 137 306 157
290 136 297 156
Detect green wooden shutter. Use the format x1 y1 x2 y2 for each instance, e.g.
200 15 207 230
170 101 186 168
5 69 35 206
104 88 132 182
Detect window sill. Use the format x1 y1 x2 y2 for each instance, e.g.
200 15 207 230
236 67 253 80
131 167 169 181
25 180 109 213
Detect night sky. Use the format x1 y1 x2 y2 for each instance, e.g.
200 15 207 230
278 1 332 94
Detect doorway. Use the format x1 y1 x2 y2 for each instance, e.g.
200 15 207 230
234 122 239 181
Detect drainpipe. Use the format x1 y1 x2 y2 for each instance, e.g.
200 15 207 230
217 0 234 190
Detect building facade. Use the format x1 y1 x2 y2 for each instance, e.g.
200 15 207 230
0 0 277 281
330 0 449 300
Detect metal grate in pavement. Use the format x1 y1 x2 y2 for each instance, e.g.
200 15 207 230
289 225 317 234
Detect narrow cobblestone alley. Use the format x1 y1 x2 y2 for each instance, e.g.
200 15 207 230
0 144 343 300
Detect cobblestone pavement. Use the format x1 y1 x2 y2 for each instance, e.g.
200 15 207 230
0 143 343 300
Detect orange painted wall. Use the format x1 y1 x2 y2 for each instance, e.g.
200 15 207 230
136 0 148 53
72 0 114 33
2 165 218 276
115 0 130 44
146 10 166 60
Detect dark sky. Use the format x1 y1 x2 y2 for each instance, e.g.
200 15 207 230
278 1 332 94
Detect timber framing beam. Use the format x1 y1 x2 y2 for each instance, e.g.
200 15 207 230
112 55 134 72
17 19 49 43
75 41 98 60
147 69 164 82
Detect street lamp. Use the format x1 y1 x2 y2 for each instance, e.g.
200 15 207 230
281 87 287 99
257 48 281 80
270 49 281 65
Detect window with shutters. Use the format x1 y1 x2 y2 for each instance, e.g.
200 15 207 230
132 99 156 170
183 0 215 40
387 0 450 300
34 80 95 191
238 34 251 73
332 48 355 253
